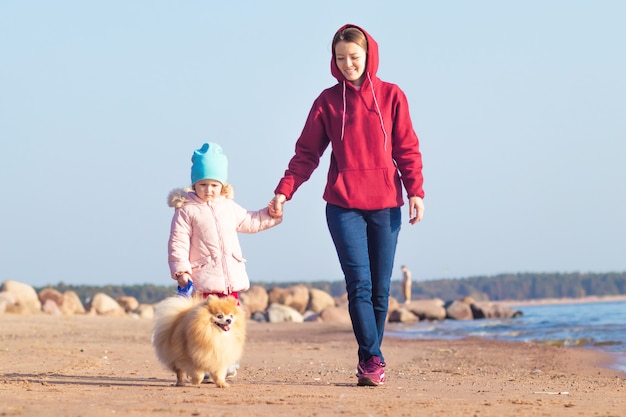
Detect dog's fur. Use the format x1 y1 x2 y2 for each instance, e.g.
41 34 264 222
152 294 246 388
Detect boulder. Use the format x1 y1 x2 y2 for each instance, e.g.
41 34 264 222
133 304 154 319
42 299 62 315
470 301 523 319
251 311 268 322
39 287 64 307
334 293 348 304
116 296 139 313
0 280 41 314
307 288 335 313
387 296 400 314
268 284 310 314
303 311 322 322
37 288 85 315
0 291 16 307
388 307 419 323
445 300 473 320
61 291 86 315
0 291 16 314
405 299 446 321
266 303 304 323
319 306 351 324
240 285 269 315
88 292 125 316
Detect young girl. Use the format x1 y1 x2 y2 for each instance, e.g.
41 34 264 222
168 142 282 300
269 25 425 386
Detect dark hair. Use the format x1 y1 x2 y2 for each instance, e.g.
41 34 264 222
332 26 368 52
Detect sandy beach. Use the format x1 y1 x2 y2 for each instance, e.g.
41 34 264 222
0 314 624 417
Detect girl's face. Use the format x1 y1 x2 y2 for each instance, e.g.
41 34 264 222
334 41 367 86
193 179 223 202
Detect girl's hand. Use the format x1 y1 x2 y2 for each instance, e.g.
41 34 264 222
177 277 194 298
269 194 286 218
176 272 190 288
408 196 424 225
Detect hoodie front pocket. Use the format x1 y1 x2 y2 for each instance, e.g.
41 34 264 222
335 168 392 200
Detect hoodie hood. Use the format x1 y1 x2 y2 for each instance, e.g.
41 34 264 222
330 24 379 86
330 24 387 147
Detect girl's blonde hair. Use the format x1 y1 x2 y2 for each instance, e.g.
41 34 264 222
221 183 234 198
191 182 234 199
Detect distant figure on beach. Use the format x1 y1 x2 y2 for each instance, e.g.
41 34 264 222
401 265 412 304
268 24 425 387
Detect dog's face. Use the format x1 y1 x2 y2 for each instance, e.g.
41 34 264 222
204 296 239 332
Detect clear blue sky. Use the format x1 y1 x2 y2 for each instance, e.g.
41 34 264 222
1 1 624 288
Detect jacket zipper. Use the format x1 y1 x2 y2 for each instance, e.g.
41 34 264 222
209 202 231 293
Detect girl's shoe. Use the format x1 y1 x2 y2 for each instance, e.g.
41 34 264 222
203 363 240 383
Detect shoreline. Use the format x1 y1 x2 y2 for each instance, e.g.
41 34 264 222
501 294 626 307
404 296 626 374
0 314 624 417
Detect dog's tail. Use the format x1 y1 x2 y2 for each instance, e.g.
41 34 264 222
154 296 194 320
152 296 195 340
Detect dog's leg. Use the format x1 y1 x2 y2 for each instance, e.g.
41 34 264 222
211 369 230 388
189 370 204 385
175 368 186 387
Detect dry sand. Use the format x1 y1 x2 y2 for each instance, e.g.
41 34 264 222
1 314 624 417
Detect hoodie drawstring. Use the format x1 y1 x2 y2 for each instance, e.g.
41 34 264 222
367 73 388 151
340 74 389 151
341 81 347 142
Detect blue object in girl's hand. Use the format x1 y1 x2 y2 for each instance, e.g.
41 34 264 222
177 280 194 297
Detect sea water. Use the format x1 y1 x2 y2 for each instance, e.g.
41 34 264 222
386 300 626 372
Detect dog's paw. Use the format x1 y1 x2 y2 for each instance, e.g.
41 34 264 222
190 372 204 385
215 380 230 388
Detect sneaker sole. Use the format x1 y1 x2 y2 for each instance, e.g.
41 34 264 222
357 377 384 386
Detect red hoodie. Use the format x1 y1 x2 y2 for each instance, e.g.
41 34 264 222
274 24 424 210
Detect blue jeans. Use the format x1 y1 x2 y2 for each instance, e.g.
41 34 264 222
326 203 401 363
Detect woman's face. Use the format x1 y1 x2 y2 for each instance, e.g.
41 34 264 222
334 41 367 86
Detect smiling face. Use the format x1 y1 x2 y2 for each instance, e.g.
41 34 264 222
334 41 367 86
193 179 223 202
204 295 240 332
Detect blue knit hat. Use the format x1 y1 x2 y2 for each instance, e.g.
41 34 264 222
191 143 228 185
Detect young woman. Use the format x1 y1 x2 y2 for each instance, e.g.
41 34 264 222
269 24 425 386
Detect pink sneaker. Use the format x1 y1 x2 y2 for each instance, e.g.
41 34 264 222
356 356 386 386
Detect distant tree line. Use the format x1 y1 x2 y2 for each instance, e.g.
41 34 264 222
393 271 626 302
37 272 626 305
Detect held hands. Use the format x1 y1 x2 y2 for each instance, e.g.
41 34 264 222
269 193 422 223
268 193 286 218
408 196 424 225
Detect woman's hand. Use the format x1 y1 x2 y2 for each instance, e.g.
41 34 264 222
408 196 424 225
269 193 286 218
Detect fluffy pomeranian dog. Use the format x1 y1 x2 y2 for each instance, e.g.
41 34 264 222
152 295 246 388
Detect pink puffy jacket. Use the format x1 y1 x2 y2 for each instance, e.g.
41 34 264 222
167 188 282 294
